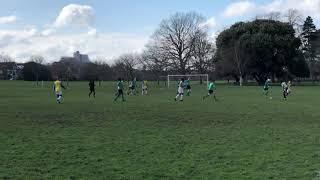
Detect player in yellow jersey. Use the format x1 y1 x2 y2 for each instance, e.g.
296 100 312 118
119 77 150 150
53 78 66 104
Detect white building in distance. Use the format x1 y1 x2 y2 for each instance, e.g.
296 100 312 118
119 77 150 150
73 51 90 63
60 51 91 64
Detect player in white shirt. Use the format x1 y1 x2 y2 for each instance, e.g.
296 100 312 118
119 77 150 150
142 80 148 95
174 78 185 102
281 81 289 100
287 81 292 95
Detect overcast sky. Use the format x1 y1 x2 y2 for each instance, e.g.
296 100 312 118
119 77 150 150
0 0 319 63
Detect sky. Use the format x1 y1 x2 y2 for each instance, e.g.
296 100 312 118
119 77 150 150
0 0 319 63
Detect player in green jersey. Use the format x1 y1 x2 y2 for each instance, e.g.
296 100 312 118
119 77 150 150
263 78 272 97
203 80 217 101
114 78 125 102
185 78 191 96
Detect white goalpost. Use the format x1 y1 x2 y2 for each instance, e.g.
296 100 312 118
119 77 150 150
167 74 209 88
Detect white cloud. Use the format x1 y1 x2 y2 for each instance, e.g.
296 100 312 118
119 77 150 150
199 17 217 29
223 1 256 18
0 29 148 63
0 15 17 24
41 4 96 37
261 0 320 20
41 28 56 36
0 28 37 47
87 27 97 36
0 4 149 63
26 28 38 36
222 0 320 21
54 4 94 28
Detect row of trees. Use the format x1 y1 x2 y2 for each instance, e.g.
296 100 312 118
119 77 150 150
3 56 157 82
140 11 319 85
1 10 319 84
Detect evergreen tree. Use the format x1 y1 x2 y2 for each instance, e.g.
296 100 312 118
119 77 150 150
301 16 317 78
216 20 303 84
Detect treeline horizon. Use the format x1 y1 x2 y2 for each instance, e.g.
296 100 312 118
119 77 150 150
1 10 319 84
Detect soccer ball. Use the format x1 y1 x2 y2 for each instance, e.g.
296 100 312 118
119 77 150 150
270 97 273 100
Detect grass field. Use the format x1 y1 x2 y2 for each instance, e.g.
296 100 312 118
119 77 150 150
1 81 320 179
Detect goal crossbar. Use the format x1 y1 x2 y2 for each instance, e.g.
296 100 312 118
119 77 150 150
167 74 209 88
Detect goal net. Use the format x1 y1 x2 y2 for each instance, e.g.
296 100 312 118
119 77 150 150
167 74 209 88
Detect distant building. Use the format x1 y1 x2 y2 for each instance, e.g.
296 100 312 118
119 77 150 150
60 51 91 64
56 51 91 80
73 51 90 63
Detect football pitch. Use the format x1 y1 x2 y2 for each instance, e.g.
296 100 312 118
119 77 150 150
1 81 320 179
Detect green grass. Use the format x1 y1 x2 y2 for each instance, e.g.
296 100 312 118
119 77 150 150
1 81 320 179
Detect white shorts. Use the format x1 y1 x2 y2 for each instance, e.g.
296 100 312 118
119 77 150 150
142 86 147 90
55 91 62 96
178 87 184 94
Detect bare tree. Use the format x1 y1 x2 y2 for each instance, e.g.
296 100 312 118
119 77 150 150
30 55 45 64
217 36 247 86
285 9 303 26
141 44 170 73
0 53 13 63
149 12 205 74
93 57 112 82
139 45 171 84
113 53 140 80
284 9 303 35
215 22 251 86
93 57 109 66
192 31 215 75
256 9 303 35
233 39 247 86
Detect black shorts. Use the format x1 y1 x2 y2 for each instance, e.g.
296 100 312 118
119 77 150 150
187 85 191 90
209 90 214 94
90 88 95 92
129 86 135 90
118 89 123 94
264 87 269 91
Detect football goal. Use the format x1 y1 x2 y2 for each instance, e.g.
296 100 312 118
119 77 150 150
167 74 209 88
